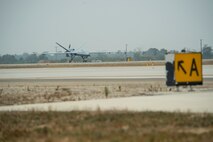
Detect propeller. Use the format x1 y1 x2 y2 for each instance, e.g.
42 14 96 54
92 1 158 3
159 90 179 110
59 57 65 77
68 44 75 52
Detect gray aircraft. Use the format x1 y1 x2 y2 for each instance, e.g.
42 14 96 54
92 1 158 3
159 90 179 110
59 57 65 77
56 42 90 62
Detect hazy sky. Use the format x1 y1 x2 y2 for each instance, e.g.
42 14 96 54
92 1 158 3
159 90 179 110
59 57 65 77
0 0 213 54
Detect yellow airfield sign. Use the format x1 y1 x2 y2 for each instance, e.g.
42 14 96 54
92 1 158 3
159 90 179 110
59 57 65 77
175 53 202 84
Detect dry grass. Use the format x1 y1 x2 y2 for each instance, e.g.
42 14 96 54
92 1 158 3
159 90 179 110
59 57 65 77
0 111 213 142
0 80 170 106
0 80 212 106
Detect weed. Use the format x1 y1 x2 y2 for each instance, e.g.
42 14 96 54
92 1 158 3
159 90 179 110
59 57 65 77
35 126 52 136
118 86 121 91
104 86 109 98
0 89 3 95
62 88 72 95
55 85 60 91
27 86 30 91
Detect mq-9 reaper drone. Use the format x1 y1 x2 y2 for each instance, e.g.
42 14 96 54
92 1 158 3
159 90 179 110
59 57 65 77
56 42 90 62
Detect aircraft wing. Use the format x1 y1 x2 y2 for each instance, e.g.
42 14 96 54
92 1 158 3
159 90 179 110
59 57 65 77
56 42 70 52
42 51 74 55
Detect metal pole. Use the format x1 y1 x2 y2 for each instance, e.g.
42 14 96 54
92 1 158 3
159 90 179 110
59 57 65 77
125 44 128 61
200 39 203 54
55 46 58 61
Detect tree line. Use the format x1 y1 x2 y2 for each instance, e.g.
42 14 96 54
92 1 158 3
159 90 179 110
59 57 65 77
0 45 212 64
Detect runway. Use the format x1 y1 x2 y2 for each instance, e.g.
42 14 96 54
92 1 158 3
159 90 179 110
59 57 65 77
0 65 213 79
0 65 213 113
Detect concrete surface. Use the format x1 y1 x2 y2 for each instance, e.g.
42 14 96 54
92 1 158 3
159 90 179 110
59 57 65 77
0 91 212 113
0 65 213 79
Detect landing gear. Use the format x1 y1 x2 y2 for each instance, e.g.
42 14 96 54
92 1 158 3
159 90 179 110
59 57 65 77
68 55 89 63
82 56 88 62
69 55 75 63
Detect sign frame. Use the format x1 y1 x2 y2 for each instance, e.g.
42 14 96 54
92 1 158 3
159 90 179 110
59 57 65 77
165 52 203 86
174 52 203 86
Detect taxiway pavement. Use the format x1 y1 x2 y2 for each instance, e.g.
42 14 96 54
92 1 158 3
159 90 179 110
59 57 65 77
0 65 213 80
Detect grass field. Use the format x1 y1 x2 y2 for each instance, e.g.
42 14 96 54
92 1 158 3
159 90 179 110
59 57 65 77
0 111 213 142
